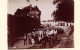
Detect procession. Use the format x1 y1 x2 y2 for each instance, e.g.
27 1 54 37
24 28 58 48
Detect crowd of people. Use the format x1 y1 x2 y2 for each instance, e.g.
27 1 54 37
24 28 58 48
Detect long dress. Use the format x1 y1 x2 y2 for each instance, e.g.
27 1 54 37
31 39 35 46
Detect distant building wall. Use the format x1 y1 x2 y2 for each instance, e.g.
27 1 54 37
42 20 74 27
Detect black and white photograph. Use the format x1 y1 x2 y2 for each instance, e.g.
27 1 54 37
8 0 74 49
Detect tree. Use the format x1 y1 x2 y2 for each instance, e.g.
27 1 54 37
53 0 74 22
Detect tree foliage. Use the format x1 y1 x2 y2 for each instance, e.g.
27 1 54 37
26 0 74 22
53 0 74 22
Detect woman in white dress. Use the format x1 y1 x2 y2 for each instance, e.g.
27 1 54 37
31 38 35 46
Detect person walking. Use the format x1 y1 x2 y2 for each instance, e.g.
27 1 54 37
31 38 35 46
24 34 27 45
53 29 57 41
39 36 41 41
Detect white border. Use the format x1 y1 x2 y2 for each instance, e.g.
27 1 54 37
0 0 80 50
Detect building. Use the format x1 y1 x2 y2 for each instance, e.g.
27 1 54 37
8 4 41 37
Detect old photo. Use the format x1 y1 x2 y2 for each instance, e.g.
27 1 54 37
8 0 74 49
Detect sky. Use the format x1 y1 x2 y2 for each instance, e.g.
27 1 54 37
8 0 57 22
